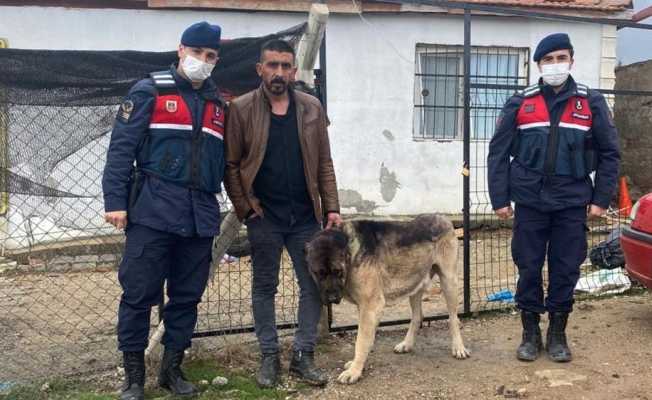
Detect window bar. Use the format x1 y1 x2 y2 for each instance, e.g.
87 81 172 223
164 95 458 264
431 46 438 139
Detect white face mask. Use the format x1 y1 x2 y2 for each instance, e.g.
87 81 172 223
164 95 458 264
541 62 571 87
181 54 215 82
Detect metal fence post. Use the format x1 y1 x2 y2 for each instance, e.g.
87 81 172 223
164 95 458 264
462 9 472 315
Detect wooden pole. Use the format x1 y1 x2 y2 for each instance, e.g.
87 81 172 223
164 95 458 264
296 2 333 340
0 38 10 257
295 3 330 85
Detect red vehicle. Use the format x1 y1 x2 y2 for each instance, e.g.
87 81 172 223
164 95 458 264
621 193 652 290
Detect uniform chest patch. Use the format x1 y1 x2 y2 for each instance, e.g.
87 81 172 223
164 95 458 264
524 104 536 113
575 100 583 110
572 112 590 121
214 106 222 118
165 100 177 113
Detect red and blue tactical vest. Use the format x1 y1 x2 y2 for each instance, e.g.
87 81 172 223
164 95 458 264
512 83 596 179
137 71 225 193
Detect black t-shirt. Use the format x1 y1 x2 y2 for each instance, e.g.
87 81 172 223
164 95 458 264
252 97 315 227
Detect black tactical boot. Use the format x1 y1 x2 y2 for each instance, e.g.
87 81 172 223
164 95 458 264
158 348 198 396
256 353 281 388
516 311 542 361
546 312 572 362
289 351 328 387
121 351 145 400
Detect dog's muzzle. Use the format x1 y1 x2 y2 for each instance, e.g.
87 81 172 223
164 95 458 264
328 295 342 305
325 291 342 305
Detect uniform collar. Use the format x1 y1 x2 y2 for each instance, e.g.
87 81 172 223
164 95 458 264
538 75 580 109
538 75 578 99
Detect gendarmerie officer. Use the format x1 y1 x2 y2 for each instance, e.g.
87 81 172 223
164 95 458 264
102 21 225 400
488 33 619 363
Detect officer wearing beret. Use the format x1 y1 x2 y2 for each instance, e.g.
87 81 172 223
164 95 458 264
488 33 620 362
102 21 225 400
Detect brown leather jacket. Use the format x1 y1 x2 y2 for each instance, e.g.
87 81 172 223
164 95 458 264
224 85 340 222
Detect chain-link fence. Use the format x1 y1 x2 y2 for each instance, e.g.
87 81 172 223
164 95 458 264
1 9 651 387
0 104 305 383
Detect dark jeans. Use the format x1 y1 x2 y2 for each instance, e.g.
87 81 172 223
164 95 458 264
245 217 321 354
511 204 588 314
117 224 213 352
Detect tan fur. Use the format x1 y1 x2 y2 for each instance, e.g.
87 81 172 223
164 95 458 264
308 215 470 384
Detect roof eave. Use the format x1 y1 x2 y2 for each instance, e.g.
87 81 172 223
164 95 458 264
147 0 632 19
0 0 633 19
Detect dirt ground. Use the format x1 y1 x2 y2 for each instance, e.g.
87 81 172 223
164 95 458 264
3 276 651 400
274 292 652 400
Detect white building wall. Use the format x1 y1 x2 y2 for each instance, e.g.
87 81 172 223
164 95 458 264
325 13 603 215
0 6 605 222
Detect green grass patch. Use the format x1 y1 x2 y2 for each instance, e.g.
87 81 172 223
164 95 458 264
180 357 299 399
1 358 305 400
0 378 114 400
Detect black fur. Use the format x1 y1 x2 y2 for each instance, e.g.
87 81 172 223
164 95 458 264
353 215 449 257
353 220 405 256
321 229 349 249
306 229 349 266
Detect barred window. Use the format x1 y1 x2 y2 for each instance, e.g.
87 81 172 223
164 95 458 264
413 44 530 141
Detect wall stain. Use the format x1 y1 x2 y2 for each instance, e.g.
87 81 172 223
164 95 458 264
338 189 378 213
379 162 401 202
382 129 395 141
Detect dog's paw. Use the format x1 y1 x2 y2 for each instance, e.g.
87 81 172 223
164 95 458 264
393 341 414 354
344 360 353 370
337 367 362 384
451 343 470 359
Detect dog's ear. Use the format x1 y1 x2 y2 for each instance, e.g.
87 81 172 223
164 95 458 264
330 229 349 249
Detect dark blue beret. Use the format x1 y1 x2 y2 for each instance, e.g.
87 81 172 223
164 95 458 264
533 33 574 62
181 21 221 50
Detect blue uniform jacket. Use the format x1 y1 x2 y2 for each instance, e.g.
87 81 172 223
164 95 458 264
487 78 620 213
102 66 223 237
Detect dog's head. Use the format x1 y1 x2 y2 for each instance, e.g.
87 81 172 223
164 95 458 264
305 228 350 305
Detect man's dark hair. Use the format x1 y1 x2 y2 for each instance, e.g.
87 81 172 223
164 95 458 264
260 39 295 62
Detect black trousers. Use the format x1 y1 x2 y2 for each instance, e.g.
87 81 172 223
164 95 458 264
245 217 321 354
511 204 588 314
117 224 213 352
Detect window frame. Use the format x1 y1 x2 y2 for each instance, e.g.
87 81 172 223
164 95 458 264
413 44 530 142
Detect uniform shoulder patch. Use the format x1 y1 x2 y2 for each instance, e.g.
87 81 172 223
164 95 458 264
149 70 176 90
117 99 135 123
519 84 541 98
575 83 589 98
